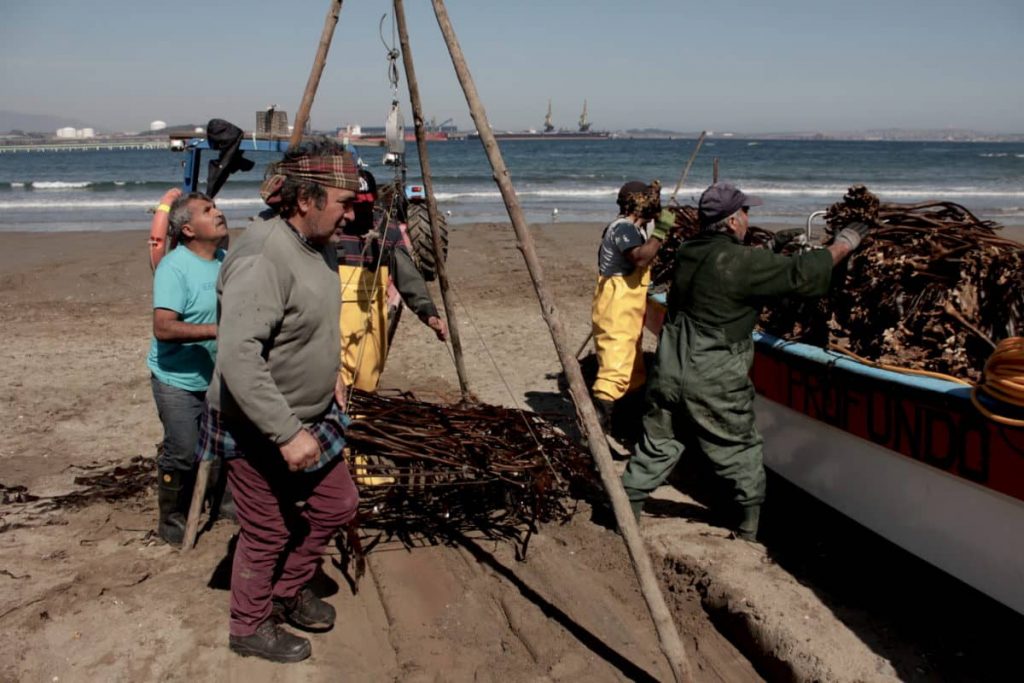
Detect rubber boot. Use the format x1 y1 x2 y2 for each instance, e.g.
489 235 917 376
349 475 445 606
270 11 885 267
157 469 188 546
596 497 646 536
593 397 614 431
207 458 237 523
735 505 761 541
217 483 237 523
611 499 646 537
630 498 644 521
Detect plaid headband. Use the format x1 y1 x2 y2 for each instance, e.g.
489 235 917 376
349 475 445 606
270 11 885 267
260 151 360 205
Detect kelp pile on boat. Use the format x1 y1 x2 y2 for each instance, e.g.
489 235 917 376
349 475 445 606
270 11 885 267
344 390 596 546
760 185 1023 382
649 187 1023 382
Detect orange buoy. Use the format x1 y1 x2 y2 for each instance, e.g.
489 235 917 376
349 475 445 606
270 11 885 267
148 188 182 271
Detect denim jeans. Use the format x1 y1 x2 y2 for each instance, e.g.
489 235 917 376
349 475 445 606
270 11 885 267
150 375 206 472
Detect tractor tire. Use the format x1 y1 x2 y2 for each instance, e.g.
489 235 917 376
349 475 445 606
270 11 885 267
406 203 448 282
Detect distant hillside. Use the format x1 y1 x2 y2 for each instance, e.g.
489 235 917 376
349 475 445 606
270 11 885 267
0 110 89 134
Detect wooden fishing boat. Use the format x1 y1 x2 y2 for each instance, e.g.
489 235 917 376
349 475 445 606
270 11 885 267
646 295 1024 615
752 331 1024 615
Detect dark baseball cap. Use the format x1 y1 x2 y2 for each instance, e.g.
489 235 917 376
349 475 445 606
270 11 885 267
617 180 652 204
698 182 763 226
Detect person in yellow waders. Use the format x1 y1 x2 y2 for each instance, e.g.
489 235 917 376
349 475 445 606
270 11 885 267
335 169 447 483
591 180 673 427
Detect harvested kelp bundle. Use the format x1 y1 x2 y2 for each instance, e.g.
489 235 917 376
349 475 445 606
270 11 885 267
649 205 700 291
760 185 1024 382
1 456 155 532
344 390 597 541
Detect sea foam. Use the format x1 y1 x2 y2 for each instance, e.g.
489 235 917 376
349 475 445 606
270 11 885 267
31 181 92 189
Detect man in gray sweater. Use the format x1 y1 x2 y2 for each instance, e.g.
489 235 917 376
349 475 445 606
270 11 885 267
197 139 360 663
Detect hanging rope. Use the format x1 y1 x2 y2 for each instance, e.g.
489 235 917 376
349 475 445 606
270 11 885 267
379 13 405 158
342 10 407 402
344 188 403 408
352 11 555 478
443 279 563 485
379 13 401 94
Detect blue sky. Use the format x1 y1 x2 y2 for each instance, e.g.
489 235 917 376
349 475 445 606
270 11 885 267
2 0 1022 133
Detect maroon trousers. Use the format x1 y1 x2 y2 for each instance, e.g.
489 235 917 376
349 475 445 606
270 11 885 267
226 453 358 636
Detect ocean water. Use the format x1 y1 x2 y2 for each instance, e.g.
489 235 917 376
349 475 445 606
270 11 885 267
1 138 1022 233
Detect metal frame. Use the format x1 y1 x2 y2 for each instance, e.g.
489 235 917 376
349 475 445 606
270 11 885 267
175 137 359 193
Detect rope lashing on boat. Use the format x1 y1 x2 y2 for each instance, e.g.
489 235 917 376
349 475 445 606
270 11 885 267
971 337 1024 427
827 344 972 385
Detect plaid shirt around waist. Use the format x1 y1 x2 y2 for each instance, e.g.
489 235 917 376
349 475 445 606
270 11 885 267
194 400 350 473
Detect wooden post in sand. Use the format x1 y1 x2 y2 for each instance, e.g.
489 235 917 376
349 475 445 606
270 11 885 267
393 0 471 400
670 130 707 203
429 2 694 681
181 458 212 552
289 0 345 148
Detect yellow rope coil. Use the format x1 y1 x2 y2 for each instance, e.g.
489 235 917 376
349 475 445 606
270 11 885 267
972 337 1024 427
826 340 1024 426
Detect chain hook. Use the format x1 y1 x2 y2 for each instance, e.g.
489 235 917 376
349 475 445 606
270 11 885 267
378 13 401 95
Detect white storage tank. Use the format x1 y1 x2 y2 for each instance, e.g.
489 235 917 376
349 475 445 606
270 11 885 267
150 120 167 131
56 127 77 138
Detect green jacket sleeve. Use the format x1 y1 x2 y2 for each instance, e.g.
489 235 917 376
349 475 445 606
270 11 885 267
216 254 304 444
738 246 833 301
391 247 439 319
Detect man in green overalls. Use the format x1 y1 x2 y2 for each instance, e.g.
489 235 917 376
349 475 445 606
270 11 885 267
621 182 869 540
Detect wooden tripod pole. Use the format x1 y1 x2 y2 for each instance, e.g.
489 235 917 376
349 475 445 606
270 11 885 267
430 2 693 680
289 0 345 148
670 130 707 203
713 156 720 184
393 0 471 400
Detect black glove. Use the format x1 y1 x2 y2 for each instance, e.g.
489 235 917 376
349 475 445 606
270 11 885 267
834 221 871 251
772 227 805 253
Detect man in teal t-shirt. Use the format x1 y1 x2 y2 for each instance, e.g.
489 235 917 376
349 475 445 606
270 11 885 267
146 191 226 545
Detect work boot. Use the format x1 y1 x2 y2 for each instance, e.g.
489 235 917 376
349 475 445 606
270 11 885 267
735 505 761 541
272 585 336 632
229 619 311 663
156 469 188 547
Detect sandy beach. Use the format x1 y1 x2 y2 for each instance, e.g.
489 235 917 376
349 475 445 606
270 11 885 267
2 221 1023 681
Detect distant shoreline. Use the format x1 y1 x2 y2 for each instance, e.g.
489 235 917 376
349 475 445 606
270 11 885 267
2 131 1024 150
